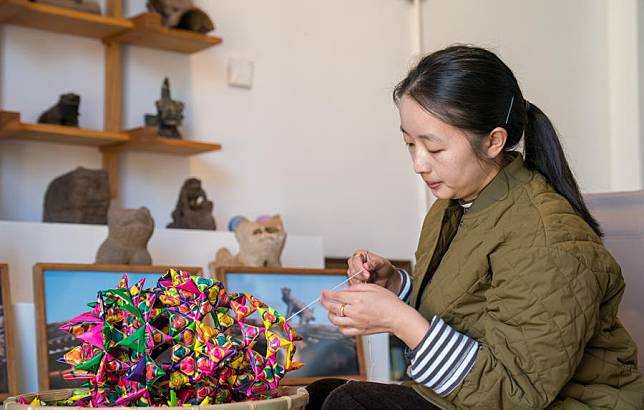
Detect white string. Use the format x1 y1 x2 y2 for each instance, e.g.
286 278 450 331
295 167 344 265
285 269 365 322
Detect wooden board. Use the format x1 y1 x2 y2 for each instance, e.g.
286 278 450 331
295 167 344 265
107 127 222 155
0 0 131 39
0 264 18 401
105 12 222 54
0 111 129 146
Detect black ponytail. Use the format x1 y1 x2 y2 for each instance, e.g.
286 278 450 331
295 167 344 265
524 103 602 236
394 45 603 237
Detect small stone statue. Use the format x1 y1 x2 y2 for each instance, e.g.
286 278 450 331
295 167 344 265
144 78 184 139
30 0 101 15
96 207 155 265
38 93 80 127
43 167 110 224
147 0 215 34
209 215 286 274
167 178 217 230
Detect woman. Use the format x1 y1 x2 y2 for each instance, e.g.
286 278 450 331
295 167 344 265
310 45 644 409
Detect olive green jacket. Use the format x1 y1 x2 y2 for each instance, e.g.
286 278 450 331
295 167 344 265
407 154 644 409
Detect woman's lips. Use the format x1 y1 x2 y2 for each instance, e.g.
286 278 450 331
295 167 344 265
426 181 442 189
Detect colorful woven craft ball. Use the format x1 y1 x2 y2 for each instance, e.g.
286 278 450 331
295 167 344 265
40 269 303 407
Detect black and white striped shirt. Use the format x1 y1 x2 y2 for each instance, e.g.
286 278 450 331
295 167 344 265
395 268 479 397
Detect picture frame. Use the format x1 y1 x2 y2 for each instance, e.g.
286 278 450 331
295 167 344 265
216 266 367 385
324 257 414 382
0 264 17 401
33 263 203 390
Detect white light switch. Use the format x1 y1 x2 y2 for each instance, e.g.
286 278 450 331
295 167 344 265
227 58 254 89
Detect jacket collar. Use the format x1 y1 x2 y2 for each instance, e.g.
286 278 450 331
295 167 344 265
465 152 533 214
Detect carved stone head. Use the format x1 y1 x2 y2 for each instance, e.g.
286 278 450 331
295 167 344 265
43 167 110 224
167 178 216 230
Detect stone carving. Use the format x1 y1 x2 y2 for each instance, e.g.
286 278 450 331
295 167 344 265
209 215 286 273
30 0 101 15
38 93 80 126
144 78 184 139
281 287 315 326
95 207 155 265
146 0 214 34
167 178 217 230
43 167 110 225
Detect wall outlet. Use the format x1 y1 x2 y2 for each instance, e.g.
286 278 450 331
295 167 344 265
227 58 254 89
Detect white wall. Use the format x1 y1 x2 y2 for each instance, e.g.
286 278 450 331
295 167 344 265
608 0 642 191
0 0 422 263
421 0 630 193
187 0 421 260
639 0 644 187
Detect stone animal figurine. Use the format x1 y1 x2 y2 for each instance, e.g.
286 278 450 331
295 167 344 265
38 93 81 126
147 0 214 34
30 0 101 14
43 167 110 224
209 215 287 273
144 78 184 139
281 287 315 326
95 207 155 265
167 178 217 230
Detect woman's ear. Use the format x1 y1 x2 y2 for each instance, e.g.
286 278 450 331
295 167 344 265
485 127 508 159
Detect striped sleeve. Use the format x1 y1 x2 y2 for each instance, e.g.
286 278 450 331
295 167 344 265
406 316 479 397
395 268 412 303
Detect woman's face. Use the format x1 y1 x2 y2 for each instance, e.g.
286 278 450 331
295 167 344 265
398 95 500 201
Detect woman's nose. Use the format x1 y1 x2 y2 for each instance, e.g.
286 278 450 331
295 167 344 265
412 149 432 174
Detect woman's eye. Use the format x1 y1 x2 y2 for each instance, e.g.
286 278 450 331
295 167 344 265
428 149 444 154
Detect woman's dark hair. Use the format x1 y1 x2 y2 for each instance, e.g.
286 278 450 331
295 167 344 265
393 45 602 237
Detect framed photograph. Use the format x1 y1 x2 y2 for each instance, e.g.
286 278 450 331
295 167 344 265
325 257 414 382
216 266 367 385
33 263 203 390
0 264 17 401
324 257 412 274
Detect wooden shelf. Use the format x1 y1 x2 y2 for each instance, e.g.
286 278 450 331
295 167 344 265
0 0 132 39
104 12 222 53
103 127 222 155
0 3 221 54
0 111 129 146
1 0 224 199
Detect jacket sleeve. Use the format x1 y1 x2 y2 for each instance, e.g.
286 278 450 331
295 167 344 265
414 246 604 409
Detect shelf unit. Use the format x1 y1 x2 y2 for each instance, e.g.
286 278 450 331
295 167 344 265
106 12 222 53
0 0 132 38
0 0 223 198
0 111 128 146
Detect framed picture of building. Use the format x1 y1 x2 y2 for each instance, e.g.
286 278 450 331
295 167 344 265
33 263 203 390
325 257 414 382
216 266 367 385
0 264 17 401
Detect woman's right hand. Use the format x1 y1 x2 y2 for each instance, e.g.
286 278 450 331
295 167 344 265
347 249 396 289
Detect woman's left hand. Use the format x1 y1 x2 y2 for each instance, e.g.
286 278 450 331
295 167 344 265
320 283 411 337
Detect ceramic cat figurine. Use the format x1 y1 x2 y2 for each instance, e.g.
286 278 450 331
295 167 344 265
209 215 286 273
95 207 155 265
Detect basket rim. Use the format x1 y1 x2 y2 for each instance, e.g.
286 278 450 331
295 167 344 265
5 386 309 409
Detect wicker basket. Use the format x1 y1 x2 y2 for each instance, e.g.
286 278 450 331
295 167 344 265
4 387 309 410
